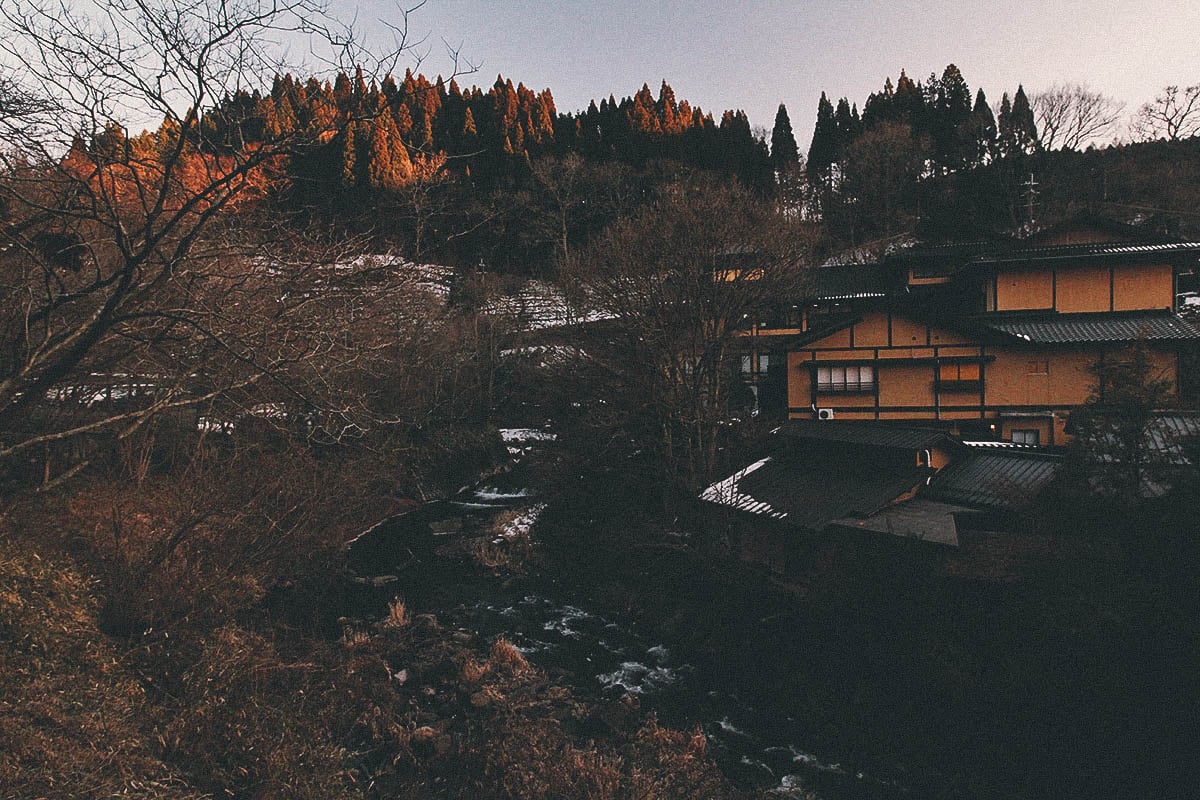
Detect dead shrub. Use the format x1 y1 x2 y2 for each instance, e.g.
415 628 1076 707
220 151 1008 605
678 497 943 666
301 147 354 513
488 636 531 675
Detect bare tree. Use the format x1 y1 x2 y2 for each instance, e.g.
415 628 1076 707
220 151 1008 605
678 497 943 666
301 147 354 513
1131 84 1200 142
567 180 811 498
1032 83 1125 150
0 0 464 488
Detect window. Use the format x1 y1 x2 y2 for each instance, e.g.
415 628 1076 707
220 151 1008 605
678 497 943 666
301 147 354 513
740 355 753 375
1011 429 1040 445
937 361 983 391
1027 360 1050 375
816 364 875 392
758 354 771 374
941 362 980 381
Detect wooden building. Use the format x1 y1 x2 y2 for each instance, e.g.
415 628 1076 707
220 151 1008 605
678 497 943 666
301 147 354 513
778 219 1200 444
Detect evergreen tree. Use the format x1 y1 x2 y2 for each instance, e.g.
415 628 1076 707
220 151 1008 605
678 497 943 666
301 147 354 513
807 92 837 179
770 103 799 171
834 96 856 157
893 69 926 133
1011 85 1039 153
930 63 972 170
340 120 358 188
997 91 1015 155
971 88 998 164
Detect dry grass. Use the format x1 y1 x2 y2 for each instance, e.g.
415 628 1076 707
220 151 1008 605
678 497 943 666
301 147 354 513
0 537 206 799
488 636 531 674
460 657 488 683
341 626 371 648
384 597 409 628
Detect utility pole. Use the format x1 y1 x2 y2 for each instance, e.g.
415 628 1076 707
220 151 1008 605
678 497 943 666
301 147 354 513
1021 172 1039 227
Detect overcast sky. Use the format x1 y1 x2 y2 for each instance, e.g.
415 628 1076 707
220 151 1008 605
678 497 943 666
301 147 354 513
361 0 1200 144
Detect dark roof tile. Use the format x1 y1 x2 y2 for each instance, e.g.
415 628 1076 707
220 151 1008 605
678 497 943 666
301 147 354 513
777 419 962 452
979 312 1200 344
924 448 1062 510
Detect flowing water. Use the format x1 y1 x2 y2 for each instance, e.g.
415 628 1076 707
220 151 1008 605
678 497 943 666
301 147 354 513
440 590 904 798
348 424 907 797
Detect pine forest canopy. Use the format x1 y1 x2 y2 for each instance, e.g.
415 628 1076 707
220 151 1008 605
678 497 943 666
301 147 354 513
86 71 776 201
806 64 1042 181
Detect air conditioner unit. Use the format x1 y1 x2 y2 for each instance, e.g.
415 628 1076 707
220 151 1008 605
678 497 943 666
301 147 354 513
817 408 835 420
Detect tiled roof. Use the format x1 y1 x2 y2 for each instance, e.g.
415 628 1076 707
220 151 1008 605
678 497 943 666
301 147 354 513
743 453 932 530
924 448 1063 510
979 312 1200 344
830 499 971 546
1146 413 1200 456
777 419 962 452
700 439 935 530
973 240 1200 265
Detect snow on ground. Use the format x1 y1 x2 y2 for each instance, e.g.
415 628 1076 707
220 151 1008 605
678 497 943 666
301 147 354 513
700 457 788 520
494 503 547 542
498 428 557 443
499 344 588 367
474 487 532 501
498 427 558 456
484 279 614 329
821 234 919 266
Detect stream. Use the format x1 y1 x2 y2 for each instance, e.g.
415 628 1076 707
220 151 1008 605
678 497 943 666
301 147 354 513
348 428 908 799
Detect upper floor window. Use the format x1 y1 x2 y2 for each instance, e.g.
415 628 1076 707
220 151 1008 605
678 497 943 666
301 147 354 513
936 361 983 392
816 364 875 393
1011 429 1040 445
1027 360 1050 375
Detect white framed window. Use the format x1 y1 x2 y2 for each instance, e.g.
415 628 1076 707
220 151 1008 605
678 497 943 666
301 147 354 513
740 355 753 374
816 364 875 392
1011 429 1040 445
758 354 771 373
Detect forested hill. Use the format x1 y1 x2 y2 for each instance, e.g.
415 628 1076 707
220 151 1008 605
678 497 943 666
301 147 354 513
89 63 1200 270
77 70 771 271
158 71 771 198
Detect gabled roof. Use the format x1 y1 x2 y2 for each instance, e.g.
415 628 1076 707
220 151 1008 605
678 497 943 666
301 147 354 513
924 447 1063 510
977 310 1200 344
700 420 969 530
701 446 934 531
777 419 964 453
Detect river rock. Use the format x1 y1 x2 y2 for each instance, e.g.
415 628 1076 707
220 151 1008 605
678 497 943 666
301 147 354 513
413 613 440 630
410 726 437 756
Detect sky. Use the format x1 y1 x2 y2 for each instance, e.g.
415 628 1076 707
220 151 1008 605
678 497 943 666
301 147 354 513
360 0 1200 143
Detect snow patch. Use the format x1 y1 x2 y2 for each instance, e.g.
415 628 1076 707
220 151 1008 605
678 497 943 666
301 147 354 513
499 428 557 443
473 487 531 501
496 503 546 539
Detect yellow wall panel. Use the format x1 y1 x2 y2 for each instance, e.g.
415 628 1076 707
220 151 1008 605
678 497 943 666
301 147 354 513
1056 265 1112 312
996 269 1053 310
1114 263 1174 311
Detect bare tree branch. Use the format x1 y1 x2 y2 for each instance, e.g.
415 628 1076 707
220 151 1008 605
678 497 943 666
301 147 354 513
1032 83 1124 150
1131 84 1200 142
